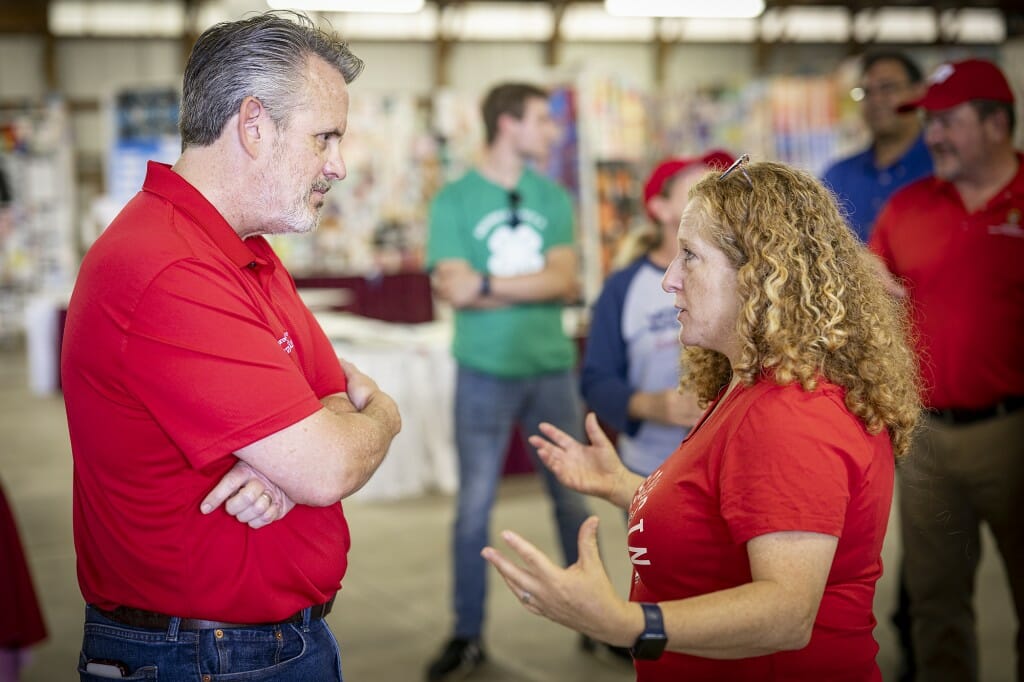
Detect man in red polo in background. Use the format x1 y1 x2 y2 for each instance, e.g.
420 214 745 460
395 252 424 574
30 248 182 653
60 12 400 681
870 58 1024 682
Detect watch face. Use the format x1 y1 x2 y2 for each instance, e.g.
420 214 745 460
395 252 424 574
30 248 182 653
630 634 668 660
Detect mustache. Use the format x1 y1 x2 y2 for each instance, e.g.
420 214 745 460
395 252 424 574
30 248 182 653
312 180 331 194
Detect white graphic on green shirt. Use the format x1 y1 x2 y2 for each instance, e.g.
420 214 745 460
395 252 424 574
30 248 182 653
486 220 544 276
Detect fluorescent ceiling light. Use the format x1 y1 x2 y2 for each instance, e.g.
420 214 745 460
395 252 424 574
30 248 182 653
605 0 764 19
942 8 1005 43
854 8 936 43
784 7 849 42
441 3 553 41
661 17 759 43
266 0 424 13
324 6 438 39
50 0 185 36
562 5 655 41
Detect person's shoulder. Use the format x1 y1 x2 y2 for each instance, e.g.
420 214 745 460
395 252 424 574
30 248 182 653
823 147 871 181
739 377 859 426
608 256 648 284
595 257 646 301
886 174 939 207
435 169 482 198
523 168 570 199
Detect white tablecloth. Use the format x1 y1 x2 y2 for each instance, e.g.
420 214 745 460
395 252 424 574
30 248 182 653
318 313 458 502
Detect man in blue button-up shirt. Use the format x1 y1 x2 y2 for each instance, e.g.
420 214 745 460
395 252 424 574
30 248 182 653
823 52 933 242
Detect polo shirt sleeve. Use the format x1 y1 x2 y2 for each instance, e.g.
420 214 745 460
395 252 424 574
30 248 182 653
719 388 854 545
425 188 465 268
120 259 327 471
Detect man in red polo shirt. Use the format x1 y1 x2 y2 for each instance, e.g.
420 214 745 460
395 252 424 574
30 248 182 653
60 12 400 681
870 58 1024 682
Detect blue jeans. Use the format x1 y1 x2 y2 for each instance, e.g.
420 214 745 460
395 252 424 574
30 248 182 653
452 365 592 638
78 605 343 681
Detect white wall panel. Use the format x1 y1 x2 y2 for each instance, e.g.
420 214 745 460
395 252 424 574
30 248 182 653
0 37 47 99
559 42 654 90
663 43 755 87
347 41 435 95
446 42 548 94
56 39 182 98
69 107 104 157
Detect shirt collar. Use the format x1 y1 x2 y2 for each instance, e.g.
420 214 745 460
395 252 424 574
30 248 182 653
141 161 268 270
868 134 930 173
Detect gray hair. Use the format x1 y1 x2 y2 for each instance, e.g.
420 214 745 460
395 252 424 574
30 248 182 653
179 11 364 148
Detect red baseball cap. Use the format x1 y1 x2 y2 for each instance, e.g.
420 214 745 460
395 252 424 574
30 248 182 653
643 150 735 221
897 58 1014 113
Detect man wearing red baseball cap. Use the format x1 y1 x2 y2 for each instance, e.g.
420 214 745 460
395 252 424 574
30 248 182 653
870 58 1024 682
581 150 733 479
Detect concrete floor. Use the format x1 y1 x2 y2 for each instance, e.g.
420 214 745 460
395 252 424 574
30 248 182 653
0 341 1017 681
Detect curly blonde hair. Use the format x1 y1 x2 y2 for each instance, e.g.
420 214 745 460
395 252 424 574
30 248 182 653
681 161 920 457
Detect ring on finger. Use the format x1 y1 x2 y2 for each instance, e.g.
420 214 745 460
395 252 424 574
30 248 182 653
259 491 273 506
520 590 532 604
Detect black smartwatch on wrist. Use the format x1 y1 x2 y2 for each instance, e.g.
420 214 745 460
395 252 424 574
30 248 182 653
630 602 667 660
479 273 491 297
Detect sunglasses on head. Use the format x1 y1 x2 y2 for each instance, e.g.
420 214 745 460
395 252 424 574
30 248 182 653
718 154 752 188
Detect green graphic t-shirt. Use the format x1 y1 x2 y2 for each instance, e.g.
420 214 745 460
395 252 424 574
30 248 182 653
426 168 577 378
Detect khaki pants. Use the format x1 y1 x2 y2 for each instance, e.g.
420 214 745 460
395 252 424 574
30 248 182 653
899 408 1024 682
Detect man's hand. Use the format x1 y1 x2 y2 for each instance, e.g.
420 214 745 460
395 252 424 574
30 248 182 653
432 261 483 308
201 460 296 529
338 359 381 411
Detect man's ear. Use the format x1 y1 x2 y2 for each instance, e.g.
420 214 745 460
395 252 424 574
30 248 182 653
647 195 670 226
496 111 519 140
237 95 267 159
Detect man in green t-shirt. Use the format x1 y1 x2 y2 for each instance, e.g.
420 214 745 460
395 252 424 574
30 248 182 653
425 82 593 681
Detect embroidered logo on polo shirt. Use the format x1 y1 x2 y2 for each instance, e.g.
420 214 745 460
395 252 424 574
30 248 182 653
278 331 295 354
989 208 1024 238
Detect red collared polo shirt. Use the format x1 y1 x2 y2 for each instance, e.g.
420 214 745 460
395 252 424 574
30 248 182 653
870 154 1024 410
62 161 350 622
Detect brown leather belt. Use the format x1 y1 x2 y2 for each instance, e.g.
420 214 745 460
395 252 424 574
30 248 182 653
96 595 335 631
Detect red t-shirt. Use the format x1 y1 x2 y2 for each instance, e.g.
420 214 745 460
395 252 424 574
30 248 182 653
62 162 350 622
869 155 1024 409
628 378 893 682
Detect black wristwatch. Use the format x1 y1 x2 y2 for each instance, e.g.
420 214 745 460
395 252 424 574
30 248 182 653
479 273 491 297
630 602 667 660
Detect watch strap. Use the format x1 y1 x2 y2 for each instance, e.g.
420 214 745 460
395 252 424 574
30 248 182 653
630 602 667 660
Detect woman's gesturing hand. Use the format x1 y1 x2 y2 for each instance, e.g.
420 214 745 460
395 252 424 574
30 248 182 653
530 412 641 509
482 516 641 648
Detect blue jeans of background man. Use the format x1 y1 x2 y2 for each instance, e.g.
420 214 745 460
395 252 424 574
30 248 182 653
452 365 592 639
78 605 343 681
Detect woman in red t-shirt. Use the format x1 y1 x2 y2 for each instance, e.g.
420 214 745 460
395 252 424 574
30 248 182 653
483 158 921 682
